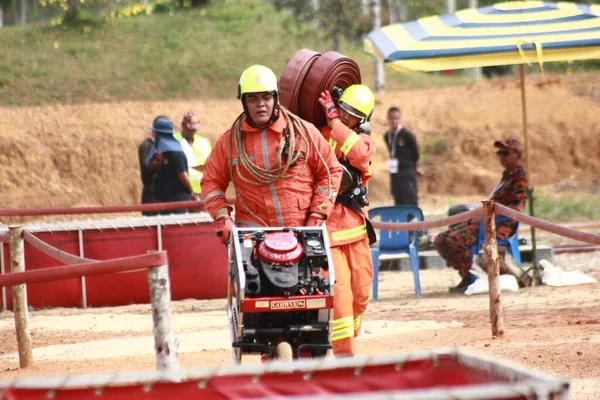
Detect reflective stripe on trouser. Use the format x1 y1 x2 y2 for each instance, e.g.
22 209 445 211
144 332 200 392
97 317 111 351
329 236 374 356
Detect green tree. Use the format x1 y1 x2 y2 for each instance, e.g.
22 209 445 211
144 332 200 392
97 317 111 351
273 0 370 49
39 0 105 24
0 0 7 27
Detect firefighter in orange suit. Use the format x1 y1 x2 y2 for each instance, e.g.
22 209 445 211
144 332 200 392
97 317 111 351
318 84 376 356
201 65 342 242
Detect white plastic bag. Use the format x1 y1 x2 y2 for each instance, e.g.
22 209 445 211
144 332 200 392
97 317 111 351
464 265 520 295
540 259 598 287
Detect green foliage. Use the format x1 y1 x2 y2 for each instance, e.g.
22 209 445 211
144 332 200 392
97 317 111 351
152 1 175 14
527 192 600 223
0 0 329 106
0 74 14 87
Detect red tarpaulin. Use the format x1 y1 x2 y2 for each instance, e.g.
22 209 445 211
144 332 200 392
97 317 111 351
0 350 569 399
1 216 228 308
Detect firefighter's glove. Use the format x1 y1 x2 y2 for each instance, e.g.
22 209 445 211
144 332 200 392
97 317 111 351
215 216 234 245
306 213 325 227
318 90 340 123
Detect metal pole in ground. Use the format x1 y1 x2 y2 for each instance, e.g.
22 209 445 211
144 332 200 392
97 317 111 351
482 201 505 338
519 64 538 274
147 261 180 376
9 225 33 368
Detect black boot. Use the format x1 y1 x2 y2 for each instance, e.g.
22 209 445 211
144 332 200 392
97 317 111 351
449 275 474 294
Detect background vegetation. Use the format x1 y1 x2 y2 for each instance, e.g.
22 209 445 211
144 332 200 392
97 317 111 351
2 0 600 106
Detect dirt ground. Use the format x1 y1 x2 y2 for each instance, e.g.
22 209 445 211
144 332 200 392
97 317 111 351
0 73 599 220
0 251 598 398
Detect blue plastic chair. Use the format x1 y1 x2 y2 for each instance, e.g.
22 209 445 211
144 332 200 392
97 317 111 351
369 205 424 300
471 216 521 265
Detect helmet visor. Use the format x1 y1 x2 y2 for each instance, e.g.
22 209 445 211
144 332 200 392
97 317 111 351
339 102 367 120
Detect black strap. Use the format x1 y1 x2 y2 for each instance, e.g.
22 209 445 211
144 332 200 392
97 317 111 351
336 194 377 245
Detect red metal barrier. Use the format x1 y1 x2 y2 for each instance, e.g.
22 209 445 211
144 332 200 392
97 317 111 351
1 218 228 309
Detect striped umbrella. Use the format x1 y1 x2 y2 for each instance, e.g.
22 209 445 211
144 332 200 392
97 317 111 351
363 1 600 73
364 1 600 270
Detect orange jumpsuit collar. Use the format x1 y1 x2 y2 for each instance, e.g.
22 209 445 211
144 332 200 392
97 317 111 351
241 113 287 134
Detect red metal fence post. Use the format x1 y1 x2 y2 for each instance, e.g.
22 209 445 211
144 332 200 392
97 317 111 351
482 201 505 338
147 262 180 375
9 225 33 368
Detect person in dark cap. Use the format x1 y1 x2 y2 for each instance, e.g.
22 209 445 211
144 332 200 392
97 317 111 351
146 116 199 215
434 138 528 293
138 121 160 216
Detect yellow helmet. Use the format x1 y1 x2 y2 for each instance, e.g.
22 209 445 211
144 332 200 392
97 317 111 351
338 84 375 121
237 65 279 99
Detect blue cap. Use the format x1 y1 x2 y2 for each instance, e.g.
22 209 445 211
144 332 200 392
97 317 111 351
150 117 174 135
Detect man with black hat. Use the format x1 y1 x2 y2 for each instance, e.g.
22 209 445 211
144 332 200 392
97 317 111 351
434 138 528 293
146 116 198 215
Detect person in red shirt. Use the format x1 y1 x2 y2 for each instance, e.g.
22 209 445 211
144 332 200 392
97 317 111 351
434 138 528 293
201 65 342 241
317 84 376 356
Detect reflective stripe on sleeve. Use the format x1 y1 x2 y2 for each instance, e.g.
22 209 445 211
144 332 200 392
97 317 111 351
328 138 337 152
203 191 225 201
315 187 337 197
340 133 360 155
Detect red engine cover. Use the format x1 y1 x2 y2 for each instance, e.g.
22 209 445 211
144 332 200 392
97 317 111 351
258 231 304 264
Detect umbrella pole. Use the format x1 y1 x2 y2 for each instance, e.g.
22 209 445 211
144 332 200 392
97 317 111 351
519 64 539 282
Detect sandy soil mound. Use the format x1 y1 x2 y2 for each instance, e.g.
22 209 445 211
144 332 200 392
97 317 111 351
1 74 599 215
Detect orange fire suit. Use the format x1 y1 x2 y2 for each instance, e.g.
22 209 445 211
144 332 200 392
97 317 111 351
320 122 376 356
201 114 342 227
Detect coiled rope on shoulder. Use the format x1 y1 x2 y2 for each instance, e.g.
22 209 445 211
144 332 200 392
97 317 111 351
228 106 332 226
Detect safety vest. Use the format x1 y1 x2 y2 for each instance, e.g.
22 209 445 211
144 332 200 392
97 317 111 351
175 133 212 193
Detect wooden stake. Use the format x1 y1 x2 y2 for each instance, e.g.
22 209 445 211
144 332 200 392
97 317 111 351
9 225 33 368
147 264 180 375
482 201 505 338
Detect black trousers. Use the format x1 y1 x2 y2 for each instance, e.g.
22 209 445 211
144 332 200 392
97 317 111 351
391 175 418 206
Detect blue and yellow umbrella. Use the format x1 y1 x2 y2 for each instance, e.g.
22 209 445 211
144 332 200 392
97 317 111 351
364 1 600 73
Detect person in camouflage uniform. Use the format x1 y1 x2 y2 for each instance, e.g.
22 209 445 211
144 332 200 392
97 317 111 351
434 138 528 293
